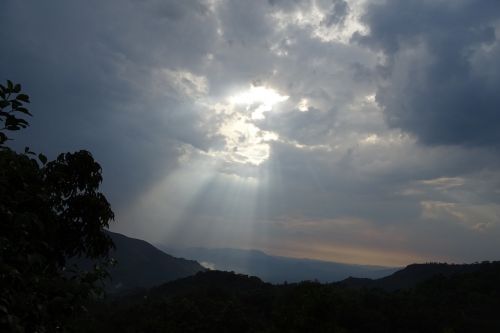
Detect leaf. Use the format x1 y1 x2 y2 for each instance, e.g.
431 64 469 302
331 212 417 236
7 80 13 90
16 94 30 103
16 118 29 126
25 146 30 153
6 117 28 127
38 153 47 165
16 107 32 116
11 100 21 108
13 84 21 93
5 116 17 126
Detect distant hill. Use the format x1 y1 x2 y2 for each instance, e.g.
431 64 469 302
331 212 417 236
78 232 205 292
339 262 488 291
160 246 398 283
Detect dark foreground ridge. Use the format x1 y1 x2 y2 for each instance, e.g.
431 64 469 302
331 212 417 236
338 261 488 291
106 231 206 291
74 261 500 332
75 231 206 292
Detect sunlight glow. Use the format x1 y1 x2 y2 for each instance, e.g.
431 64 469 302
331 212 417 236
204 85 289 166
297 98 309 112
217 115 279 165
229 86 289 120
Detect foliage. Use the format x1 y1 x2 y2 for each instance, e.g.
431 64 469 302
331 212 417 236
0 81 115 332
76 263 500 333
0 80 32 146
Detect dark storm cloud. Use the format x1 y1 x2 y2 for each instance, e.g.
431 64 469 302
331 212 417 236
0 0 220 207
356 0 500 147
259 139 500 223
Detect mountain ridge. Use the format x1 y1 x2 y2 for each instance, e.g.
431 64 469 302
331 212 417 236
75 261 500 332
338 261 492 291
161 245 399 283
78 231 206 292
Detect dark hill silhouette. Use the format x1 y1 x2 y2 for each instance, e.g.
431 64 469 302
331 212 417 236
151 270 271 298
76 231 205 292
338 262 488 291
74 261 500 332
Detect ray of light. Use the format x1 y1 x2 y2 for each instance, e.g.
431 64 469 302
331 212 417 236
116 148 220 241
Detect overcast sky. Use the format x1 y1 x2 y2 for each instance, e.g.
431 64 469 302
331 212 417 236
2 0 500 265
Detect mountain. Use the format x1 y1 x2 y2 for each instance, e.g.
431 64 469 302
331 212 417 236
79 231 205 292
339 262 489 291
160 246 398 283
74 262 500 332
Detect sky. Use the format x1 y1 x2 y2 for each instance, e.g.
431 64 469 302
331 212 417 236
2 0 500 266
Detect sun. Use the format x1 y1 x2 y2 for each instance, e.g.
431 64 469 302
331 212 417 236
229 86 289 120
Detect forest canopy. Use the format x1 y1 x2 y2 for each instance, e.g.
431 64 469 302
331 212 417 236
0 80 115 332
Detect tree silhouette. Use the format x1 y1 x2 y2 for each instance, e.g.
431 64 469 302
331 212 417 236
0 80 115 332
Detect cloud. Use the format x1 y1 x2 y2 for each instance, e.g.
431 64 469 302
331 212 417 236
322 0 350 27
356 0 500 147
0 0 220 207
421 200 500 231
2 0 500 265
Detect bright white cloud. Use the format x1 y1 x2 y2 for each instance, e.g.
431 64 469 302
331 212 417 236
229 86 289 120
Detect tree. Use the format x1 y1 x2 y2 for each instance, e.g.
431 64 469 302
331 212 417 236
0 80 115 332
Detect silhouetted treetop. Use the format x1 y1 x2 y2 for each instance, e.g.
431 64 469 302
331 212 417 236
0 80 115 332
